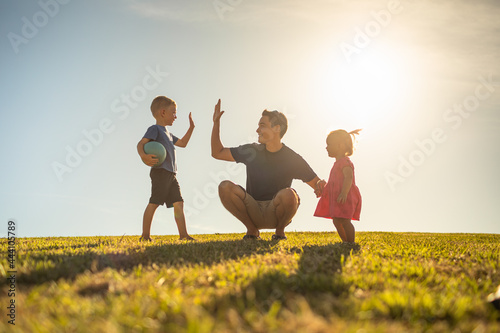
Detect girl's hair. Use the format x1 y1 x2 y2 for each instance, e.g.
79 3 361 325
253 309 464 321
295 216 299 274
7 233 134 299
327 129 362 156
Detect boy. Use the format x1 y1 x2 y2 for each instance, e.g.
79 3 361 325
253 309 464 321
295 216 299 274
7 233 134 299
137 96 195 241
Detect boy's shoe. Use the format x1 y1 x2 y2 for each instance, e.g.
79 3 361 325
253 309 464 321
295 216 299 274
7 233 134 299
271 234 287 241
139 236 153 242
242 234 261 240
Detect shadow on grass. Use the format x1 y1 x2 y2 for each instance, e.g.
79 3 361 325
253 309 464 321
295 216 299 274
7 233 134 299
205 243 360 318
15 237 361 320
15 239 280 286
14 237 362 326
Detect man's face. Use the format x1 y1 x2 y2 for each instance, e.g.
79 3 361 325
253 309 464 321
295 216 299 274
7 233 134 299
163 105 177 125
256 116 280 144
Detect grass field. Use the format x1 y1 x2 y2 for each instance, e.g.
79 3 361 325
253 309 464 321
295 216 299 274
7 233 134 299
1 232 499 332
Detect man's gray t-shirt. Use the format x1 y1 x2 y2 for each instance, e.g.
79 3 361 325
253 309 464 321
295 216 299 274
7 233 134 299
143 125 179 173
230 143 317 201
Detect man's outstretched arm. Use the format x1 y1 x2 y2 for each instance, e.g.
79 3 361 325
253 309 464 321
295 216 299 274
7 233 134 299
211 99 235 161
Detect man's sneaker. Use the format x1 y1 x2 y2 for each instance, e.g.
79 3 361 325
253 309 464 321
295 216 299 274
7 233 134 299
242 234 261 240
271 234 287 241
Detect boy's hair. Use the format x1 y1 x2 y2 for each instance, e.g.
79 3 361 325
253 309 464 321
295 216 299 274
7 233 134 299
327 129 362 156
262 110 288 138
151 96 176 116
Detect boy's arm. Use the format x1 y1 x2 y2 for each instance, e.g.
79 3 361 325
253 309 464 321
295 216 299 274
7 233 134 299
175 112 195 148
211 99 235 161
137 138 159 166
337 166 354 204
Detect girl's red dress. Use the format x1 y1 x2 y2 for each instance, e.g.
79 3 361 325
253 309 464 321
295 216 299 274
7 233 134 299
314 156 361 220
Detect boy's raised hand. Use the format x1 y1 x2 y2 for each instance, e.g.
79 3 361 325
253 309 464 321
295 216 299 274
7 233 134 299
213 99 225 122
188 112 195 128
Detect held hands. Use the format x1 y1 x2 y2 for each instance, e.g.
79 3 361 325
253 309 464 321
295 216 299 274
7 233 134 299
141 154 159 167
314 179 326 198
213 99 225 122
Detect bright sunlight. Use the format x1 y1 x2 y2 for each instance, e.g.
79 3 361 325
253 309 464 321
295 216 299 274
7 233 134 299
319 46 415 129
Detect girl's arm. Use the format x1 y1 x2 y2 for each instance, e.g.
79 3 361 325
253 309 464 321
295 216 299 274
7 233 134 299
337 166 353 203
175 112 195 148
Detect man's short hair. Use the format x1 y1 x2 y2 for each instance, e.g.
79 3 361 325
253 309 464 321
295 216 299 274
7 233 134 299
262 110 288 138
151 96 176 116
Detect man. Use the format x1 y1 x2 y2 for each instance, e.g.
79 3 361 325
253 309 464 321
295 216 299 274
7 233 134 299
211 99 322 240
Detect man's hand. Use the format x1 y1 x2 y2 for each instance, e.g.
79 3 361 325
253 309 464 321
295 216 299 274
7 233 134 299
306 176 324 197
213 99 225 122
141 154 159 167
211 98 235 161
314 179 326 198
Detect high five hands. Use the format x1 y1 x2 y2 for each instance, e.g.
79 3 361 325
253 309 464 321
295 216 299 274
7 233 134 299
213 99 225 122
188 112 195 128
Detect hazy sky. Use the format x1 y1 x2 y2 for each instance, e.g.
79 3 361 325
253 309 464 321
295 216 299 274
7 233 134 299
1 0 499 238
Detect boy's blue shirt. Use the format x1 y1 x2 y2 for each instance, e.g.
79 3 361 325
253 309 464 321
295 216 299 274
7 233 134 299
143 125 179 173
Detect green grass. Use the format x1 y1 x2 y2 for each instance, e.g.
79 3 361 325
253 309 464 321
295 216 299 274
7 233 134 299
1 232 499 332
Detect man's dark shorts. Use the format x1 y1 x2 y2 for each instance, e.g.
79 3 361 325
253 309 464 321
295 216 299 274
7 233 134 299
149 168 183 208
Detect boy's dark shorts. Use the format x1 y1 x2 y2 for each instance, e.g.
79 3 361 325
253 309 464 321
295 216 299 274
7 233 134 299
149 168 183 208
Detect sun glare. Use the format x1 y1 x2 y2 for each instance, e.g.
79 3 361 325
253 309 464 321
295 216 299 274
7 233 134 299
319 47 413 130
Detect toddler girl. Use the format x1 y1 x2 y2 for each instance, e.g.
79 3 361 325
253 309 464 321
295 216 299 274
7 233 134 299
315 129 362 243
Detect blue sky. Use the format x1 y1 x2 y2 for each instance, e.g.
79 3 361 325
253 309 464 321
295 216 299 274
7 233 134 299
1 0 499 238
